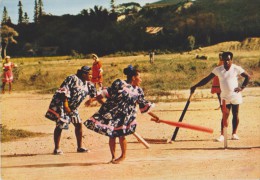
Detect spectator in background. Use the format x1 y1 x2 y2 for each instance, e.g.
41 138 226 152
211 51 224 109
91 54 103 92
149 50 155 64
2 56 17 94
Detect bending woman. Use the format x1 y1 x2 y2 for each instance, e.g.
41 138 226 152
84 65 159 164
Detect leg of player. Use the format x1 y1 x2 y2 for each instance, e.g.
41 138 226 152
109 137 116 163
113 136 127 164
231 104 240 140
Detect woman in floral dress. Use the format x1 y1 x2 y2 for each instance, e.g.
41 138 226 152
45 66 103 155
84 65 159 164
2 56 16 94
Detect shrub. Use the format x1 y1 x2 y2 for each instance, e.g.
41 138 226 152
1 125 45 142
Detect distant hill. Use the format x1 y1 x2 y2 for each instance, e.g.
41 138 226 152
193 37 260 53
142 0 260 45
146 0 184 7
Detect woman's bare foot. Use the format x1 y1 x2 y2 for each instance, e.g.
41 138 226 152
112 156 125 164
108 159 116 164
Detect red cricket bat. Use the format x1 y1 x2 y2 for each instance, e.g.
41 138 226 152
171 93 193 141
151 118 213 134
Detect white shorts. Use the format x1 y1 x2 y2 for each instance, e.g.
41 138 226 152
70 114 82 124
221 92 242 105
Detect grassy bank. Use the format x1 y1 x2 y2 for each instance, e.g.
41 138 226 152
7 51 260 97
1 125 46 142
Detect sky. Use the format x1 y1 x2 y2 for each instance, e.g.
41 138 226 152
0 0 159 24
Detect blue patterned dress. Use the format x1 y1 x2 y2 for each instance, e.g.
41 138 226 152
45 74 96 129
84 79 154 137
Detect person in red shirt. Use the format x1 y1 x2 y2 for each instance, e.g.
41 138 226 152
91 54 103 92
211 52 224 109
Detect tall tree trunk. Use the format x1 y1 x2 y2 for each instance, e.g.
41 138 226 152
1 41 7 59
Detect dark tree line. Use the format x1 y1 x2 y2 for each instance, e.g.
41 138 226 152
1 0 260 57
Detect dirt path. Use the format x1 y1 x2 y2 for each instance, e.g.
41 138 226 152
1 88 260 180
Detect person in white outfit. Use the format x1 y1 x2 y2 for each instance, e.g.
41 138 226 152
190 51 250 142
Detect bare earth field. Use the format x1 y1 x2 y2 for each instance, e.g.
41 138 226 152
1 88 260 180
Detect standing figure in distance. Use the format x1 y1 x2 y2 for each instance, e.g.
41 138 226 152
149 50 155 64
91 54 103 92
2 56 17 94
84 65 159 164
45 66 103 155
190 52 250 142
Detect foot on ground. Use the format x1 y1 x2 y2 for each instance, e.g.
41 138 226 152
53 149 63 155
77 147 89 153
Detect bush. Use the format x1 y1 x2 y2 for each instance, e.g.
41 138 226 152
1 125 45 142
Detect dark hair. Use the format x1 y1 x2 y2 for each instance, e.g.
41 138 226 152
123 65 140 82
222 51 233 60
76 66 91 77
219 51 224 58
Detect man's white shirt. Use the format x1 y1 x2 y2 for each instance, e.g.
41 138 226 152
212 64 245 104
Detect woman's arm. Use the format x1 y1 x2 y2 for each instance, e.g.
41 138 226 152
148 111 160 123
85 94 106 107
64 97 72 114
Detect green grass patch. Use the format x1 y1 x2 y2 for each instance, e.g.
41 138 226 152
9 52 260 101
1 125 46 142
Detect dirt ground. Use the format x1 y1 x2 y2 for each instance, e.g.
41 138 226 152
1 88 260 180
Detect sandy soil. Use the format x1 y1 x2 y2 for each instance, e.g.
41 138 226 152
1 88 260 180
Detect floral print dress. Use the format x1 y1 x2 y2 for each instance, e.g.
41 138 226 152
84 79 154 137
45 74 96 129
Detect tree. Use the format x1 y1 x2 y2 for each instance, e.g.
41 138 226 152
6 17 12 24
38 0 43 17
0 25 19 59
1 6 9 24
18 0 23 24
34 0 44 23
34 0 38 23
80 9 89 16
90 6 106 17
111 0 116 13
23 12 29 24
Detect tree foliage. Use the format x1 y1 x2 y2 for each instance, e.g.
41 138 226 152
18 1 23 24
111 0 115 13
3 0 260 57
38 0 43 17
1 6 9 24
34 0 38 23
23 13 29 24
1 25 19 58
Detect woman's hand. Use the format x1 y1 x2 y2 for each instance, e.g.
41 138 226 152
190 86 197 94
148 112 160 123
64 106 71 114
151 118 160 123
64 98 71 114
85 99 93 107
